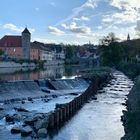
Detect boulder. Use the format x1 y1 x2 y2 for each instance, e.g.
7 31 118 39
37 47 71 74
28 97 33 102
21 126 32 137
14 107 29 112
70 93 78 96
24 117 37 125
37 128 47 138
34 118 48 130
13 114 21 121
5 115 14 122
91 96 97 100
21 100 25 104
52 95 57 98
0 107 4 111
11 127 21 134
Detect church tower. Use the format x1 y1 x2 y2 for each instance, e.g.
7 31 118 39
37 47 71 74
22 27 31 60
127 33 130 41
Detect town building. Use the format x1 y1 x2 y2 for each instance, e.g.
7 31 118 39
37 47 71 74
0 28 65 63
0 28 38 60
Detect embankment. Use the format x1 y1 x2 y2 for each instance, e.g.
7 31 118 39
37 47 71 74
121 76 140 140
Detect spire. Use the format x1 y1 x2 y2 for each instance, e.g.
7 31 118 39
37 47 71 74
127 33 130 41
22 27 31 34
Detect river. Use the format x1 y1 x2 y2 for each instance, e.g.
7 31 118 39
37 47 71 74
0 70 133 140
0 65 92 81
45 71 133 140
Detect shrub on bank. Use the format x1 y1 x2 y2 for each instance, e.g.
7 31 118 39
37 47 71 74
122 76 140 140
117 62 140 79
82 66 112 80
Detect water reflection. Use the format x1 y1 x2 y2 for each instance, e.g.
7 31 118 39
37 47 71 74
0 65 93 81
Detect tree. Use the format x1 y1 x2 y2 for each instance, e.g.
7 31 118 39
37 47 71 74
99 32 119 46
65 45 75 59
0 49 4 56
99 33 123 66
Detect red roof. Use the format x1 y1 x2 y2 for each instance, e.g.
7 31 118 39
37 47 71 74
0 35 22 48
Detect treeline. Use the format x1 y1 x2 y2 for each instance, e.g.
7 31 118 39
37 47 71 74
99 32 140 78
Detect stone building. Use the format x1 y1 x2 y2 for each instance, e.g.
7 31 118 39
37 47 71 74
0 27 37 60
0 28 65 64
22 28 31 60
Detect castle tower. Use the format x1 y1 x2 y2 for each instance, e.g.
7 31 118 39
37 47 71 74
22 27 31 60
127 33 130 41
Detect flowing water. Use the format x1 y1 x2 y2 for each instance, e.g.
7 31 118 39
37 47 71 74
46 71 133 140
0 71 133 140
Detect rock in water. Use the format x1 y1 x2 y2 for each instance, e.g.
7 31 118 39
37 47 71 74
11 127 21 134
37 128 47 138
34 118 48 130
21 126 32 137
5 115 14 122
28 97 33 102
14 107 29 112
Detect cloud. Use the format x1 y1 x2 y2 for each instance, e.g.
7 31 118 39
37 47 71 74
48 26 65 35
135 20 140 36
97 26 103 30
32 37 57 44
61 22 92 35
50 2 56 7
35 7 39 11
110 0 140 10
3 23 24 33
73 16 90 21
101 2 139 28
55 0 98 26
84 0 97 9
3 23 35 33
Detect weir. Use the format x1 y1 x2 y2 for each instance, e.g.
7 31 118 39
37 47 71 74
0 81 44 102
0 78 90 102
48 78 89 90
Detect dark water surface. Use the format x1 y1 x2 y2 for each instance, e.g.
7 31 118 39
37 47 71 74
0 65 92 81
0 71 133 140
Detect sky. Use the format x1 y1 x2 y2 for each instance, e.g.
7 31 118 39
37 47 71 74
0 0 140 45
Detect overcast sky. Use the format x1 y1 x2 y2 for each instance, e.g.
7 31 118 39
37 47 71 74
0 0 140 44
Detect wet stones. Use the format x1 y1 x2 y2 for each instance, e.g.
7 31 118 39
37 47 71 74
21 100 25 104
70 93 79 96
11 127 21 134
5 115 14 122
52 95 57 98
0 107 4 111
91 96 97 100
24 117 37 126
5 114 21 123
37 128 47 138
21 126 32 137
28 97 33 102
14 107 29 112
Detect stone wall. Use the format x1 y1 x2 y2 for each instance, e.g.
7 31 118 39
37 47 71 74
0 62 36 68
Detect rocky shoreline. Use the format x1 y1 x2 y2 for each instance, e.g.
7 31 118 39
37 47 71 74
0 94 76 139
121 76 140 140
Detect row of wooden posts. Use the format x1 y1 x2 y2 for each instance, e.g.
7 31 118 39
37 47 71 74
47 75 110 129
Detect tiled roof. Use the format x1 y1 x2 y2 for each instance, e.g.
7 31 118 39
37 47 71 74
0 35 22 47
